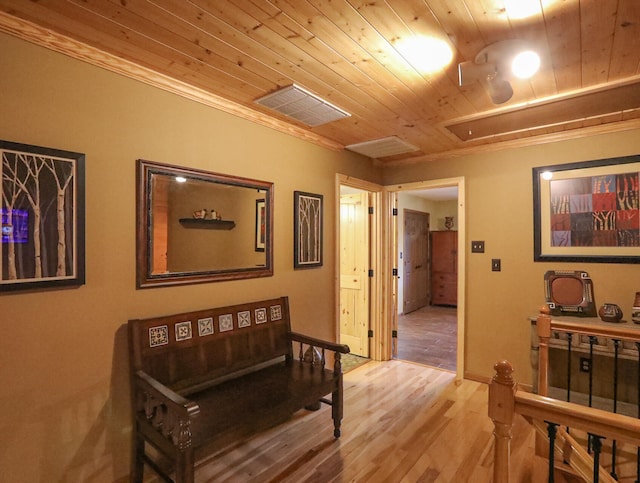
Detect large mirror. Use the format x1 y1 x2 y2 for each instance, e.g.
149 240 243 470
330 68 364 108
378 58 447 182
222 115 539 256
136 159 273 288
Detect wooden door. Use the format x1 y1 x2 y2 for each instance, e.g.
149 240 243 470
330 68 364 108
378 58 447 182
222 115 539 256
403 210 429 314
339 192 370 357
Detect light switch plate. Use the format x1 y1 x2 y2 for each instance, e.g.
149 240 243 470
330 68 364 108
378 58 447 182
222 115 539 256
471 241 485 253
492 259 501 271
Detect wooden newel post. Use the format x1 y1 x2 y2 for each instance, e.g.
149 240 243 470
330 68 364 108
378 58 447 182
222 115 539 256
489 360 516 483
536 307 552 397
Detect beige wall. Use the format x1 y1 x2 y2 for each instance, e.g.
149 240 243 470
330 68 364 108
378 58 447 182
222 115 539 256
0 34 381 482
383 130 640 383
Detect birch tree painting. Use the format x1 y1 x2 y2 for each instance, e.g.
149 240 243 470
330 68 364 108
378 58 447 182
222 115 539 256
1 141 85 290
294 191 323 268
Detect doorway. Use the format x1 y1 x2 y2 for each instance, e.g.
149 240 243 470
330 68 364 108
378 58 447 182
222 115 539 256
386 178 465 381
336 175 383 361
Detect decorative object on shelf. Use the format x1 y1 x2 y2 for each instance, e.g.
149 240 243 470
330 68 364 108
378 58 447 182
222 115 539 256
294 191 323 269
598 303 623 323
444 216 454 230
632 292 640 324
193 208 207 219
544 270 596 317
209 209 217 220
1 139 85 292
533 154 640 264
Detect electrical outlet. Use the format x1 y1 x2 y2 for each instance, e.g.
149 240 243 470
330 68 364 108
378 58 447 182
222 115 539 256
580 357 591 373
491 259 501 271
471 241 485 253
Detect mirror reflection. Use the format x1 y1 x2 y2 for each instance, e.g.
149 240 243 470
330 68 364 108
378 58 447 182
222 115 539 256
136 160 273 288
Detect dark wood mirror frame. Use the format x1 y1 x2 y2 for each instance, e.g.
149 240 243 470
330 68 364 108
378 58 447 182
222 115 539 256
136 159 274 288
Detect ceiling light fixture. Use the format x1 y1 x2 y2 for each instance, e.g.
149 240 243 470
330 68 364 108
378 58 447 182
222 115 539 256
458 40 540 104
504 0 541 19
395 36 454 74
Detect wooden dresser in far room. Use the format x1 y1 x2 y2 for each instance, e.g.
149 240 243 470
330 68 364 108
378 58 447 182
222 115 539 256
430 230 457 306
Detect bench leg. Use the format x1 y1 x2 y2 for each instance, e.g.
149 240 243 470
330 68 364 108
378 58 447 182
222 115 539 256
131 425 145 483
332 384 344 438
305 401 321 411
175 448 195 483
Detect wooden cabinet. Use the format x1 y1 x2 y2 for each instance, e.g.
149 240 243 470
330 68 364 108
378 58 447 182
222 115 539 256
430 230 457 306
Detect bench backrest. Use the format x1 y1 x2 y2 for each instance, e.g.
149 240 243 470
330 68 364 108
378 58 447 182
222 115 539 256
128 296 293 393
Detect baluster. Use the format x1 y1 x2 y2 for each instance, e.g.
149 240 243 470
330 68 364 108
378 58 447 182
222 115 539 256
636 342 640 483
611 339 620 480
566 333 573 402
591 434 603 483
588 335 596 453
547 421 558 483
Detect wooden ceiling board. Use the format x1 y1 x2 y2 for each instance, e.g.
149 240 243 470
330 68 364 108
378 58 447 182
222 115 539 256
1 0 639 163
579 0 618 86
608 0 640 79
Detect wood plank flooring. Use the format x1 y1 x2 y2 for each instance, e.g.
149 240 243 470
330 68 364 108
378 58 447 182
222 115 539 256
194 360 537 482
396 305 457 371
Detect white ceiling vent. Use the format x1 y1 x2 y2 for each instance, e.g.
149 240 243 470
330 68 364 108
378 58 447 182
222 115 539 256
255 84 350 127
346 136 419 159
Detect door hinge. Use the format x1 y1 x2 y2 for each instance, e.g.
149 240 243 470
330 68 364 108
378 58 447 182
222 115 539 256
392 268 398 276
392 330 398 338
368 269 374 277
392 208 398 216
368 206 374 215
368 329 374 338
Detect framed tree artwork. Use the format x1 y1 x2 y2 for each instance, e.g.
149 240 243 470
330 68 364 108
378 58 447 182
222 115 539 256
294 191 323 269
1 140 85 291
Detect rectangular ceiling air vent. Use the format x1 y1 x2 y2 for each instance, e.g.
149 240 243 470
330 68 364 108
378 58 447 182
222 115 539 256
255 84 350 127
346 136 419 159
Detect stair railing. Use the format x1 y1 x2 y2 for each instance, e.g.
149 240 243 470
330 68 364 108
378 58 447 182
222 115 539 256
490 359 640 483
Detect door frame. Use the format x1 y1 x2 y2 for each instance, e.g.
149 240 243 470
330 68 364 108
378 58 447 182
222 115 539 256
383 177 466 382
335 174 384 360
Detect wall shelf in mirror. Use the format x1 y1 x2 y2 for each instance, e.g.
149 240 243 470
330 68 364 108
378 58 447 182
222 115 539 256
179 218 236 230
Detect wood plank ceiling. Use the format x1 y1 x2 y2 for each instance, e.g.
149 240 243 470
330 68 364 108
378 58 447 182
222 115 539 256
1 0 639 164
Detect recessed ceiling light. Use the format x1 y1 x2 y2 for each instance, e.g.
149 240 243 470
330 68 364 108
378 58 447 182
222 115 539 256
504 0 540 19
511 50 541 79
396 36 453 74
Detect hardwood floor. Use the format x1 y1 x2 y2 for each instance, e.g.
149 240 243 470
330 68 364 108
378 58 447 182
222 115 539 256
194 360 537 482
396 305 457 371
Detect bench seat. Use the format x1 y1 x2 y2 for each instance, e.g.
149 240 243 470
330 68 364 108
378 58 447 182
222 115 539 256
128 296 349 483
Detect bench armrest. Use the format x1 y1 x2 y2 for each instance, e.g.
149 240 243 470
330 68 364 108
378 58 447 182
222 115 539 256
133 370 200 450
289 332 350 354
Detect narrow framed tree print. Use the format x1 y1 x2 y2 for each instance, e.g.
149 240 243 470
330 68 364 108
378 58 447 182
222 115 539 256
294 191 323 269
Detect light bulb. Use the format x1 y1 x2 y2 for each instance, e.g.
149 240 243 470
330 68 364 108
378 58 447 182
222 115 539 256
511 50 540 79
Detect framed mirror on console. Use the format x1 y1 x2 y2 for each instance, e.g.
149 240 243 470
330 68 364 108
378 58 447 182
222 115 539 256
136 159 273 288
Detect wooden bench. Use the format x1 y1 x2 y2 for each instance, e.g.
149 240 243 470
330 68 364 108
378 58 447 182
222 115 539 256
128 296 350 483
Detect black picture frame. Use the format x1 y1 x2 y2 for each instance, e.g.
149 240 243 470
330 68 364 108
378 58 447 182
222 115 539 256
1 140 86 291
255 198 265 252
293 191 323 269
533 154 639 264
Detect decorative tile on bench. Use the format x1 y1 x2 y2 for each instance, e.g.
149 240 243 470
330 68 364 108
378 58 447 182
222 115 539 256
255 308 267 324
175 321 193 341
238 311 251 328
198 317 214 337
149 325 169 348
270 305 282 321
219 313 234 332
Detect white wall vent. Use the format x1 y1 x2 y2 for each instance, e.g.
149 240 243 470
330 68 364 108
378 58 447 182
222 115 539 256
346 136 419 158
255 84 350 127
